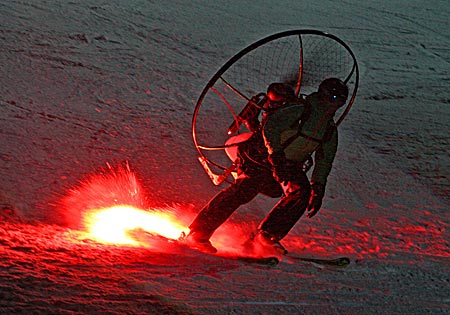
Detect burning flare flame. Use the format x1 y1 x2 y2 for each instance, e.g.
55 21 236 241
61 163 187 247
83 205 186 246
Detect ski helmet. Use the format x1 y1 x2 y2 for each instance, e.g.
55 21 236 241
267 83 295 102
318 78 349 104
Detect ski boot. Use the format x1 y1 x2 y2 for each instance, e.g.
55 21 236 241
253 230 288 255
179 231 217 254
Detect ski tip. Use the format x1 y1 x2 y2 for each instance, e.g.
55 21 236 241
263 256 280 266
336 257 351 266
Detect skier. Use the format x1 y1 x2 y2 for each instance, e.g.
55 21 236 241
186 78 349 254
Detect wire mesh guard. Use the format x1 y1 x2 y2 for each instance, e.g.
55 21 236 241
192 30 359 185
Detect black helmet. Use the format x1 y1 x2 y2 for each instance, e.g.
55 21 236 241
318 78 349 103
267 83 295 102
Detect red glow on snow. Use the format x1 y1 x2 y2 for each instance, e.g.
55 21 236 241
83 205 185 246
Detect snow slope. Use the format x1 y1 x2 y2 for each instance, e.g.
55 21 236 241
0 1 449 314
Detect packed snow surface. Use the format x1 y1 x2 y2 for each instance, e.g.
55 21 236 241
0 1 449 314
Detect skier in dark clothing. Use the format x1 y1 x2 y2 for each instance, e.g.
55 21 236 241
186 78 349 254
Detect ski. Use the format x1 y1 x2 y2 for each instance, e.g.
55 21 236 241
287 254 350 267
232 254 349 267
233 256 280 266
141 232 349 267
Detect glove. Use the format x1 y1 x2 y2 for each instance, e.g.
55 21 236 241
268 151 295 184
307 183 325 218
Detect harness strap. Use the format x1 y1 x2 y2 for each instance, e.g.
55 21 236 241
280 101 336 154
280 100 311 151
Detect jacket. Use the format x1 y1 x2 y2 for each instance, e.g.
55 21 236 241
262 93 338 185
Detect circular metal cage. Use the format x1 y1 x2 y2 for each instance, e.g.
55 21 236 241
192 30 359 185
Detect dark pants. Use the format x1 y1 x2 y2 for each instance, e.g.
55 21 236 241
258 170 311 241
189 163 311 241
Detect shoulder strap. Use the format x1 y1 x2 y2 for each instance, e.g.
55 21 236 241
281 100 337 151
281 100 312 150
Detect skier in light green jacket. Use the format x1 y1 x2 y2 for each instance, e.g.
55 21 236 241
259 78 348 252
187 78 349 254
